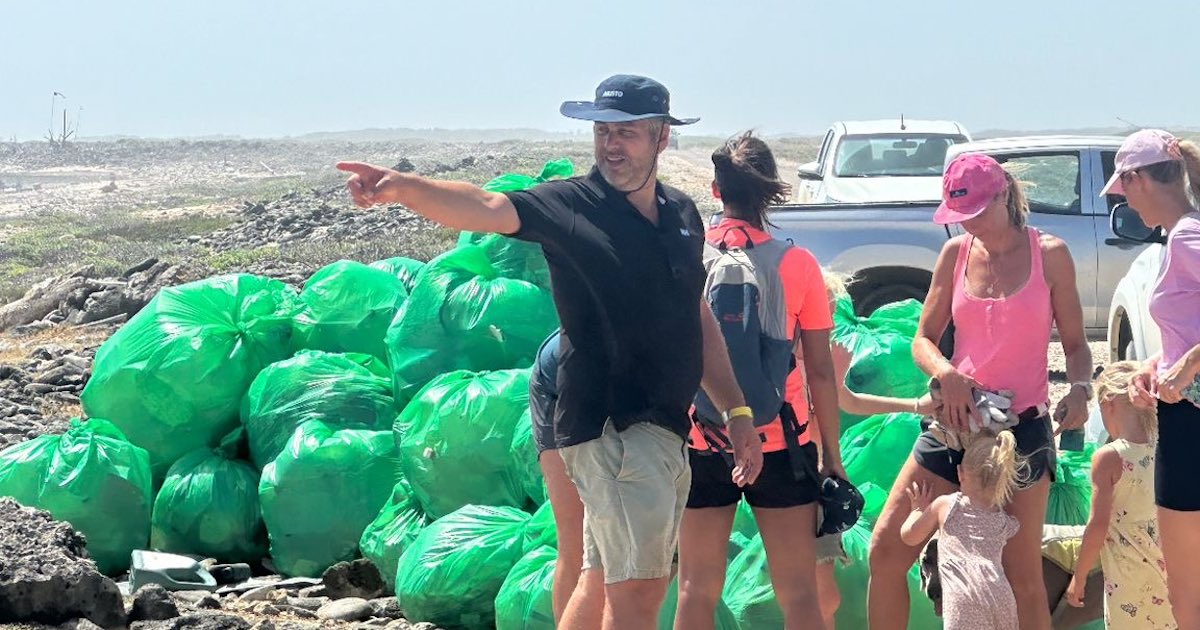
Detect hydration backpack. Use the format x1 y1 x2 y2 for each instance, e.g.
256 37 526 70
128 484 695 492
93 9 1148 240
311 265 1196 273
693 228 795 429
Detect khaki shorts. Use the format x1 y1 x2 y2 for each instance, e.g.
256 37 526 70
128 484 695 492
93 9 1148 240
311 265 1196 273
559 420 691 583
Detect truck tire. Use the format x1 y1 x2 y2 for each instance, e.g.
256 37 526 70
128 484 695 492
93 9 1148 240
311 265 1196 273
853 282 955 359
855 283 928 317
1115 315 1135 362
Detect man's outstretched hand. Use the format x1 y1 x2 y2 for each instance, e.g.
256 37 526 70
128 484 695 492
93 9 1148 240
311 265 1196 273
336 161 403 207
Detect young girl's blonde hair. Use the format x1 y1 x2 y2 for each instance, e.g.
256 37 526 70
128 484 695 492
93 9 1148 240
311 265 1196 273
961 430 1025 509
821 268 850 299
1094 360 1158 439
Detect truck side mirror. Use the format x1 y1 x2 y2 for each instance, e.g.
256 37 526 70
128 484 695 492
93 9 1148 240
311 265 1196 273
1110 203 1166 244
797 163 822 181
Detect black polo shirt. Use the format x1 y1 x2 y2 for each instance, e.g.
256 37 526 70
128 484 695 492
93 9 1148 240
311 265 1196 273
505 166 706 448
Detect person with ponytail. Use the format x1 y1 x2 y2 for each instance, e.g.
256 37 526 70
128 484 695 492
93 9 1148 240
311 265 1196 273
869 153 1093 630
674 132 843 630
899 430 1024 630
1104 129 1200 628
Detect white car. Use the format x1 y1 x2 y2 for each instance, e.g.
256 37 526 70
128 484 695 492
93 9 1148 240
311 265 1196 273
1106 204 1166 363
1092 204 1167 443
796 119 970 204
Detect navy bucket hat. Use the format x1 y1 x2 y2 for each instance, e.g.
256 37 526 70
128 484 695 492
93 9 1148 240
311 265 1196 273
560 75 698 126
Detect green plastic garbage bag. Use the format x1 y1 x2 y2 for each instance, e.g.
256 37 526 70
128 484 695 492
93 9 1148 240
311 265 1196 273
150 428 265 563
259 421 400 577
494 545 557 630
1047 447 1095 526
832 296 928 431
722 533 785 628
293 260 409 362
396 505 532 630
482 158 574 194
386 245 558 408
370 257 427 293
522 500 557 554
359 479 430 592
661 575 739 630
841 412 924 495
0 418 152 575
395 369 530 519
457 158 573 290
242 350 395 469
82 274 300 478
732 498 758 539
835 483 941 630
510 409 546 507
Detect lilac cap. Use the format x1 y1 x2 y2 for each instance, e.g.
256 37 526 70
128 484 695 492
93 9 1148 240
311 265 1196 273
1100 129 1182 196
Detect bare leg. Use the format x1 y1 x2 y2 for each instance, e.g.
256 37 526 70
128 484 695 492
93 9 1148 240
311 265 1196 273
674 505 735 630
541 450 599 624
562 568 605 630
604 577 671 630
756 503 825 630
815 561 841 628
1002 475 1052 630
1158 507 1200 630
868 454 958 630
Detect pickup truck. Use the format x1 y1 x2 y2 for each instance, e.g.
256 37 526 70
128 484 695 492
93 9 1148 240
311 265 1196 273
761 135 1149 337
795 119 971 204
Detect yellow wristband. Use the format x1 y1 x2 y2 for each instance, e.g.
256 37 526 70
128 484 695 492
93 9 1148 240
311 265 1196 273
722 406 753 425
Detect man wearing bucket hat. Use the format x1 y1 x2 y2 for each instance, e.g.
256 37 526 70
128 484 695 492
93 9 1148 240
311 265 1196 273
337 75 760 630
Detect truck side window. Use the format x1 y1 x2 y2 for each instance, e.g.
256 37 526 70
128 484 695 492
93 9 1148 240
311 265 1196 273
995 153 1082 216
1101 151 1127 212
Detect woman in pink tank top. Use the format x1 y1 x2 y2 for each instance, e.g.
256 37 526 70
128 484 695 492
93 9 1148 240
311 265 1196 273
867 154 1094 630
1109 129 1200 629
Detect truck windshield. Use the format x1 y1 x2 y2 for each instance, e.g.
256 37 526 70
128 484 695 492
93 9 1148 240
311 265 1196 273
834 134 969 178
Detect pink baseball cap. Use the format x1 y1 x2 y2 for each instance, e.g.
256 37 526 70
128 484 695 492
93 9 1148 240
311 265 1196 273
1100 129 1182 196
933 153 1008 225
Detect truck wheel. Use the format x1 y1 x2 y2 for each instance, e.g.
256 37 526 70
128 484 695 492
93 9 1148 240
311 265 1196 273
1115 316 1136 362
856 284 927 317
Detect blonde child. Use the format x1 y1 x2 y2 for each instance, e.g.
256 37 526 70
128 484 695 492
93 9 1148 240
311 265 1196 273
900 430 1022 630
1066 361 1173 628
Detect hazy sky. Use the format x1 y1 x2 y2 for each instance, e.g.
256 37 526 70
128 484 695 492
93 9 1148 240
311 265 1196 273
1 0 1195 140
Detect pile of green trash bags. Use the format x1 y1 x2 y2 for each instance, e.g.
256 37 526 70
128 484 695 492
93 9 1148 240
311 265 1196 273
831 296 928 430
259 420 400 577
396 505 535 630
81 274 300 478
370 257 426 293
396 369 531 519
0 419 152 575
242 350 395 469
384 161 568 407
292 260 409 363
151 428 265 563
359 480 431 592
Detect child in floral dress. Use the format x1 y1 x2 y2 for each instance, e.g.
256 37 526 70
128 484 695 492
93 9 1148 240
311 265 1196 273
1067 361 1174 628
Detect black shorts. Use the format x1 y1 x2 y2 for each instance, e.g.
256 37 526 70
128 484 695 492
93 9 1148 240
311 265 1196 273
1156 400 1200 511
686 445 820 509
913 413 1056 487
529 375 557 455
